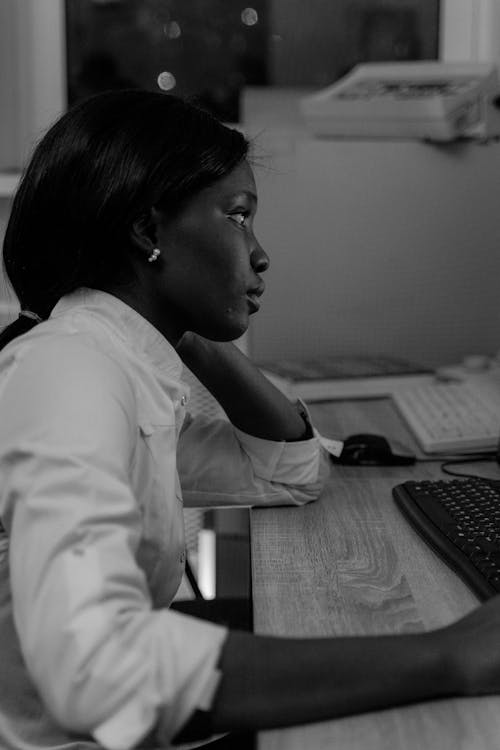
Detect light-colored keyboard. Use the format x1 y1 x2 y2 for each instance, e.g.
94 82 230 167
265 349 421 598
392 377 500 454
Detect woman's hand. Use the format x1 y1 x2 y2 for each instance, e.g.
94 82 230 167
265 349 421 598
432 594 500 697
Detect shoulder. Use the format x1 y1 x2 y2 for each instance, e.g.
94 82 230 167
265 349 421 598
0 330 137 433
9 329 132 385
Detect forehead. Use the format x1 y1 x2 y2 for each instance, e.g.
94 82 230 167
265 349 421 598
201 160 257 202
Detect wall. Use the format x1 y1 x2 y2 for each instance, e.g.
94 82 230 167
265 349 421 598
440 0 500 62
0 0 66 311
244 91 500 368
0 0 66 172
0 199 15 312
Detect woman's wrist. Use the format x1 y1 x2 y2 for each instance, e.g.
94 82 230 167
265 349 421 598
176 334 315 441
419 629 464 698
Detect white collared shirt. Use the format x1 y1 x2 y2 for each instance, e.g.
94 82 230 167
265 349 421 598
0 289 329 750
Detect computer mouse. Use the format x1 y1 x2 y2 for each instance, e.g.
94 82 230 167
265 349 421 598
337 433 416 466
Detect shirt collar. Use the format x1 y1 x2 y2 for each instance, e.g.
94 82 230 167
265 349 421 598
51 288 183 378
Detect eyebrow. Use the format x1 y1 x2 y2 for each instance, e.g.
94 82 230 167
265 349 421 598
232 190 258 205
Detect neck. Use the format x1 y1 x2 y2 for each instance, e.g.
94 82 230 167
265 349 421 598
97 282 184 348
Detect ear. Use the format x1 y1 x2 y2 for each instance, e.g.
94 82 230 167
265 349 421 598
130 209 159 258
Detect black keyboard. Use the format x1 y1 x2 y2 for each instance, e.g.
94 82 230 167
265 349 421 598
393 478 500 600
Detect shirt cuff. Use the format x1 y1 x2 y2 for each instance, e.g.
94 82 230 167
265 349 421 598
233 400 326 485
93 613 228 750
298 398 344 458
315 433 344 458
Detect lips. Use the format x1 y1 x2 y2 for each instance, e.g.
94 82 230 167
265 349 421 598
246 293 261 312
246 282 265 313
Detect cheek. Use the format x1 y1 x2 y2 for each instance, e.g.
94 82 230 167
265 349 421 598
206 255 248 293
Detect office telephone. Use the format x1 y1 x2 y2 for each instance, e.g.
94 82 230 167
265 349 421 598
300 61 500 142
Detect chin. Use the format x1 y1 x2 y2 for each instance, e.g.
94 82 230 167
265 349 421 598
213 326 248 343
198 316 249 342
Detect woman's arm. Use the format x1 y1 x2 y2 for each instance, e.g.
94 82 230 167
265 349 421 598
176 332 311 441
203 594 500 735
212 630 448 732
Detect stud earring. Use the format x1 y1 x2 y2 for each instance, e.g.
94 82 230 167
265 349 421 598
148 248 161 263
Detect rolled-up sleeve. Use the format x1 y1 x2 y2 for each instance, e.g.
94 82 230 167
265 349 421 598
178 403 331 508
0 339 227 749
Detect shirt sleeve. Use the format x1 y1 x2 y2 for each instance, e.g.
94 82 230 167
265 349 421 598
178 401 331 508
0 338 227 750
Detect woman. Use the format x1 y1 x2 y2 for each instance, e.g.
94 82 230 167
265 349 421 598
0 90 499 750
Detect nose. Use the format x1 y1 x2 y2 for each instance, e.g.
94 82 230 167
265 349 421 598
251 242 270 274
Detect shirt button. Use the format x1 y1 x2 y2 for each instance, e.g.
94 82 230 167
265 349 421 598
180 551 186 564
180 394 188 406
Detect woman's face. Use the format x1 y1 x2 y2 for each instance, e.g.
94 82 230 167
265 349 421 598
151 160 269 343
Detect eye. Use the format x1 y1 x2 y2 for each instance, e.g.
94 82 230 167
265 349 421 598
228 210 250 227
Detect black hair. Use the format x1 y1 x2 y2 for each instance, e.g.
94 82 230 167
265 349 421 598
0 89 249 350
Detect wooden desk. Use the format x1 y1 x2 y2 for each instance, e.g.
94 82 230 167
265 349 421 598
251 398 500 750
